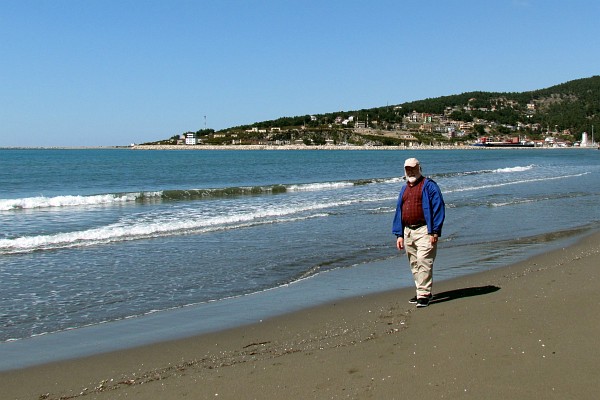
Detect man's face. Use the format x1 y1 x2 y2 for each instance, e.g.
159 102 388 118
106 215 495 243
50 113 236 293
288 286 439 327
405 165 421 183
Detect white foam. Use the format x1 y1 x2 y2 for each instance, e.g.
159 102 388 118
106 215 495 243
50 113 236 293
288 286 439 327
0 193 142 211
287 181 354 192
0 199 357 254
447 172 590 193
491 199 537 207
458 164 535 176
492 164 535 173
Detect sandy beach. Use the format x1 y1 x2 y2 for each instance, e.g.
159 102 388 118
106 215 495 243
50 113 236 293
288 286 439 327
2 231 600 399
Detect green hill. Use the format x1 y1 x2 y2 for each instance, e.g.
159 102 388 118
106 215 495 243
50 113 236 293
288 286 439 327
152 76 600 145
237 75 600 135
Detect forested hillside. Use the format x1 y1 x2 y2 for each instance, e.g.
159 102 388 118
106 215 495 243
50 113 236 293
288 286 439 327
153 76 599 146
230 76 600 136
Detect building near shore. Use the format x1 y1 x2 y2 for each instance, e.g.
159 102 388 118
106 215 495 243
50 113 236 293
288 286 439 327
580 131 595 147
185 133 197 145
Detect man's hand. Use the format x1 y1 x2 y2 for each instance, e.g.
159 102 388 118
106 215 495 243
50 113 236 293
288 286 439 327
430 234 438 245
396 237 404 250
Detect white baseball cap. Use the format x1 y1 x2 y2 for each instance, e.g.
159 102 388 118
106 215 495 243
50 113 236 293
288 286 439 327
404 158 420 168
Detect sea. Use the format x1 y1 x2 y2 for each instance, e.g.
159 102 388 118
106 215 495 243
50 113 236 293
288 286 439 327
1 147 599 369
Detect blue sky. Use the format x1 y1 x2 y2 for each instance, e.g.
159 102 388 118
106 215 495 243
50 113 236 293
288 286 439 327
1 0 599 147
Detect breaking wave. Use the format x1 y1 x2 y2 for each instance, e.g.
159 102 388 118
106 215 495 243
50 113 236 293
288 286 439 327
435 164 535 179
0 200 355 254
445 172 590 193
0 177 402 212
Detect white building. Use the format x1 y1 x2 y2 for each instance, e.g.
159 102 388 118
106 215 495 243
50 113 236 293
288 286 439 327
580 132 594 147
185 133 197 145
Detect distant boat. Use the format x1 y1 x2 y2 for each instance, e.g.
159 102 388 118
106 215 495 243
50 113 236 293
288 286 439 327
473 142 535 148
472 137 534 148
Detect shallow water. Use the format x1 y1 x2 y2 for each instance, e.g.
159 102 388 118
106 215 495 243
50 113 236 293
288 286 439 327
1 148 599 342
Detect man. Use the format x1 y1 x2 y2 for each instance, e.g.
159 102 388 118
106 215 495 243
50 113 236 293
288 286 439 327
392 158 445 308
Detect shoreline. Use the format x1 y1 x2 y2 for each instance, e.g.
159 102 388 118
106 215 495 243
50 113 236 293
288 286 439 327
2 230 600 399
0 225 589 371
131 144 598 151
2 144 597 151
0 255 417 371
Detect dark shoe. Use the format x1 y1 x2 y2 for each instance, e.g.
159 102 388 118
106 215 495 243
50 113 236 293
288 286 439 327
409 296 418 304
416 296 431 308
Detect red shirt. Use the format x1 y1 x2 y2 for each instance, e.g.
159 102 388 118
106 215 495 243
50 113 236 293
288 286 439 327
401 177 426 226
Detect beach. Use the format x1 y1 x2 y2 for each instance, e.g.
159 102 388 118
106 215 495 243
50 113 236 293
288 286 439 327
2 230 599 399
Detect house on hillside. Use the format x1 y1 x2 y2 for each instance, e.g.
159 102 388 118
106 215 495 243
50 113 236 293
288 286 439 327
185 133 197 145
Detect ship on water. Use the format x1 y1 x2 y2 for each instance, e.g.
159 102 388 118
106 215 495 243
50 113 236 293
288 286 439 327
472 136 535 148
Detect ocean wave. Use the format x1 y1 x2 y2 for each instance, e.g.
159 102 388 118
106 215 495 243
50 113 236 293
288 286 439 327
490 191 590 207
491 164 535 173
0 193 143 211
490 198 538 207
445 172 590 194
287 182 354 191
436 164 536 179
1 177 400 212
0 200 353 254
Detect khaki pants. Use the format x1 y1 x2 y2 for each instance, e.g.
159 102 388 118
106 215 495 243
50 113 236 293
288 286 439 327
404 225 437 298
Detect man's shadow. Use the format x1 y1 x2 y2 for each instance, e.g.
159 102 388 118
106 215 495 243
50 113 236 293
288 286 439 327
431 285 500 305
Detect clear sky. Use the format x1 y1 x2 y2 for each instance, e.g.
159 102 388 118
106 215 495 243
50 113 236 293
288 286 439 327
1 0 599 147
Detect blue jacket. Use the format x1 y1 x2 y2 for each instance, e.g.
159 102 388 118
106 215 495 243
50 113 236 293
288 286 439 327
392 178 445 237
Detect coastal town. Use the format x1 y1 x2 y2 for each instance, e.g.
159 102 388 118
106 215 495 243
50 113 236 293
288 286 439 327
142 101 598 149
138 76 599 150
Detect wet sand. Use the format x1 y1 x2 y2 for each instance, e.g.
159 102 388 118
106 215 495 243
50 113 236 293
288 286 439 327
2 231 599 399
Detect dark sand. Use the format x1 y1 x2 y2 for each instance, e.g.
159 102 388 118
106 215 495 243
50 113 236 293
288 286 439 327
3 231 600 399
